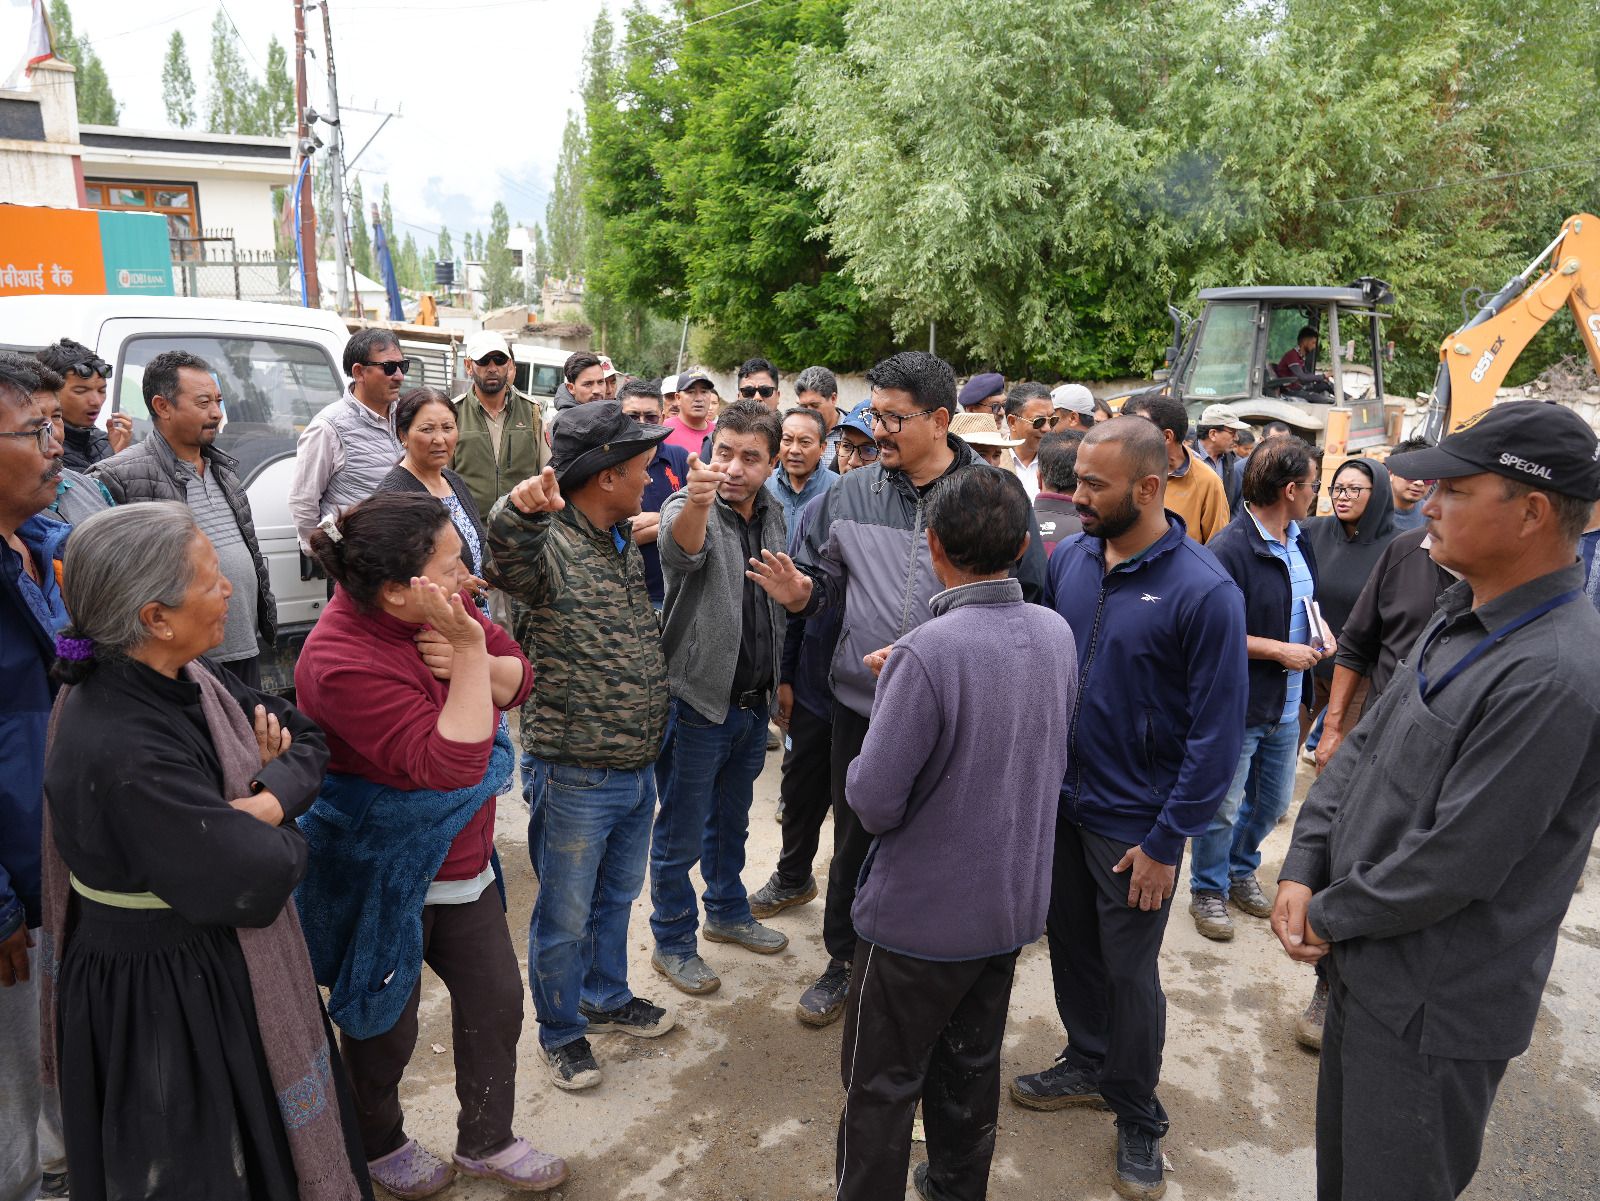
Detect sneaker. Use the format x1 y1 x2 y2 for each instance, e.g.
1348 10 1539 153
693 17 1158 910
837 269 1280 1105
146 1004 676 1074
580 995 677 1038
1188 890 1235 941
749 873 818 919
1295 977 1329 1052
1009 1054 1104 1111
453 1137 569 1192
1299 741 1316 766
797 959 850 1027
704 917 788 954
545 1037 602 1091
652 948 722 994
1228 874 1273 918
1113 1122 1166 1200
774 799 785 824
368 1139 456 1199
39 1171 69 1199
767 725 781 751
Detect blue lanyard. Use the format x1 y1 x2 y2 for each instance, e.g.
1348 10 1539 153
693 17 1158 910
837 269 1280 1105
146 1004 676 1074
1415 589 1581 702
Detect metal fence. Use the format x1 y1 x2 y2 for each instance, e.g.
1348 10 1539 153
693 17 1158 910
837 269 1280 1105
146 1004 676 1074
170 233 298 304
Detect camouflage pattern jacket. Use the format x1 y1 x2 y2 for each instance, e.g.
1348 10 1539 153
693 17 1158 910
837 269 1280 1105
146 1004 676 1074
485 499 669 769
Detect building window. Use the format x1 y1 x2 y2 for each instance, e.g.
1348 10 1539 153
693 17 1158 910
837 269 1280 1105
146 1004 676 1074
84 179 202 257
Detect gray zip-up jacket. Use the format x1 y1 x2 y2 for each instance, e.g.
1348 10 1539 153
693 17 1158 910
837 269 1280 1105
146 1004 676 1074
1282 563 1600 1060
794 435 1049 719
659 488 789 724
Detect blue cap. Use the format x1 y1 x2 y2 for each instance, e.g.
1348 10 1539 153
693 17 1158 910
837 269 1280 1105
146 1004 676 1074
958 372 1005 408
840 400 876 440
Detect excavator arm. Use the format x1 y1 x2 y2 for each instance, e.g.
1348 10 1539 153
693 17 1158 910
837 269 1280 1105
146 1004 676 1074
1423 213 1600 440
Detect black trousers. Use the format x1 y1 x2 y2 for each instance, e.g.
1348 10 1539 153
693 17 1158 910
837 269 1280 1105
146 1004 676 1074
834 942 1018 1201
822 705 873 965
775 702 834 889
340 888 525 1161
1317 963 1507 1200
219 654 261 691
1046 821 1174 1135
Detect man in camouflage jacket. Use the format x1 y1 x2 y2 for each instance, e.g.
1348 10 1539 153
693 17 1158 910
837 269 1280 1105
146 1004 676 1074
485 402 677 1091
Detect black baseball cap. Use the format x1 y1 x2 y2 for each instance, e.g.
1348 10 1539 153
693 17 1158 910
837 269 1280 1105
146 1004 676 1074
1387 401 1600 501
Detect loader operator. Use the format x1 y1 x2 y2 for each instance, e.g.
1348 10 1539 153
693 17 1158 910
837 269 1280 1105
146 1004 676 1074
1275 327 1337 401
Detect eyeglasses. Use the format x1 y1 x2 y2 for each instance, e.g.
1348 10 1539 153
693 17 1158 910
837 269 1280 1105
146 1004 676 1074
838 441 880 463
625 410 662 424
360 358 413 377
1289 478 1321 495
868 407 939 434
1329 484 1371 499
738 385 777 400
1025 414 1062 431
0 421 58 455
474 353 510 367
65 360 111 379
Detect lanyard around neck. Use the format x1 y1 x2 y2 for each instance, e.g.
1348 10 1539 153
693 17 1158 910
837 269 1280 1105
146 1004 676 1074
1415 589 1581 702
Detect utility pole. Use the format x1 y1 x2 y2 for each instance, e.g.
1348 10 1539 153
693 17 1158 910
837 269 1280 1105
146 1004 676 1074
292 0 320 305
315 0 354 316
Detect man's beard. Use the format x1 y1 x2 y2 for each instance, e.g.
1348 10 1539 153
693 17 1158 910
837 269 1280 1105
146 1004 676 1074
1078 486 1140 539
477 375 507 394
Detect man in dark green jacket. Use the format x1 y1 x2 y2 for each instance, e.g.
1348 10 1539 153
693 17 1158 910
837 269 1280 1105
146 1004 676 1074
451 330 549 519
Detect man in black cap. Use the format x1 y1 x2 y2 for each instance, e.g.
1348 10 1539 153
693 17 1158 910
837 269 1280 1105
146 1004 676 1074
1274 401 1600 1200
486 402 679 1094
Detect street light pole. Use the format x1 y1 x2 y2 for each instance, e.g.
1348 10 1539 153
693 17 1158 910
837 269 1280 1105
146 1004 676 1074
292 0 320 305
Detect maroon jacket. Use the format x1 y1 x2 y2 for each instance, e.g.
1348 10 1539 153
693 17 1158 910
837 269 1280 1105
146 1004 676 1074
295 588 532 881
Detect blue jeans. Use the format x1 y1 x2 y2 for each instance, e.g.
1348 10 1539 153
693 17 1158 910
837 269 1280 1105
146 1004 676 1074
1304 706 1326 751
1190 718 1299 895
649 699 769 955
524 755 656 1050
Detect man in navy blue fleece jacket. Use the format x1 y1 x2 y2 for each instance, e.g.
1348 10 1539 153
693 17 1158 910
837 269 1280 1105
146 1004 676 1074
835 466 1077 1201
1012 416 1247 1201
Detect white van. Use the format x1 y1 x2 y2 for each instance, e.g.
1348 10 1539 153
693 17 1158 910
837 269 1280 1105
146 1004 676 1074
512 342 569 411
0 295 354 693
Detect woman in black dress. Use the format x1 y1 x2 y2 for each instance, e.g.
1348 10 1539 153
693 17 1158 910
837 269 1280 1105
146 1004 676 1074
42 502 370 1201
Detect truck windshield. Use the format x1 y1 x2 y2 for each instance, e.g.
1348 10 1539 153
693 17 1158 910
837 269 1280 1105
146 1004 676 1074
1182 302 1257 401
115 335 344 481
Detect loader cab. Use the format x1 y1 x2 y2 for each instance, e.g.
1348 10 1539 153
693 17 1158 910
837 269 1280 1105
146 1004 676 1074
1162 279 1395 448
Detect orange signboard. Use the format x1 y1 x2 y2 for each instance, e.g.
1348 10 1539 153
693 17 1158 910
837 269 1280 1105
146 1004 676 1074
0 206 106 295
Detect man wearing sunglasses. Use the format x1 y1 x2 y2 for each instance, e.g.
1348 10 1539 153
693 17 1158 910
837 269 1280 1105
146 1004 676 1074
36 338 127 472
451 331 549 522
1003 382 1057 501
289 328 407 555
735 357 782 411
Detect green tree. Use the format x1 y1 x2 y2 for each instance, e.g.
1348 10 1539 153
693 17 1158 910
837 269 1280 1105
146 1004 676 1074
484 201 518 309
254 36 294 136
205 9 260 135
349 177 372 280
790 0 1600 383
396 231 422 290
437 226 454 268
161 30 196 128
545 111 589 279
49 1 120 125
582 0 892 370
380 184 395 243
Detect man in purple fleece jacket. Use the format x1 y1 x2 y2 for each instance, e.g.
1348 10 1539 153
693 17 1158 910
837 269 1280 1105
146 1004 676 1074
834 467 1077 1201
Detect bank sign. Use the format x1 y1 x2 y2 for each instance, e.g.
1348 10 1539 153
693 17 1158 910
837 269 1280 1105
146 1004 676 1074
0 205 173 297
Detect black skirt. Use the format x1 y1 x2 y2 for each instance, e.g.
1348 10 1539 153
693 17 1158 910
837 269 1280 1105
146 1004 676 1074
58 898 371 1201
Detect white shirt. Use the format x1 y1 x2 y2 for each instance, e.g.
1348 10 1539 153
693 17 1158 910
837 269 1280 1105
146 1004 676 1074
1009 449 1040 501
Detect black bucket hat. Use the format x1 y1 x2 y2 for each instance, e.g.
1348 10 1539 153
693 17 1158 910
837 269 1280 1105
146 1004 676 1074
551 401 671 490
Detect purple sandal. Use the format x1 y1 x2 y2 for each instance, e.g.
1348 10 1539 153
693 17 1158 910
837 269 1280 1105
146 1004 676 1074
367 1139 456 1199
453 1137 569 1192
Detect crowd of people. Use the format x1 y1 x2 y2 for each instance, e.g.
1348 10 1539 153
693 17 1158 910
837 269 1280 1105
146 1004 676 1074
2 327 1598 1201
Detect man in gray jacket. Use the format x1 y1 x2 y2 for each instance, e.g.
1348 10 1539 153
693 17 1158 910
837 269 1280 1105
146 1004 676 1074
91 350 275 687
651 400 790 995
1275 401 1600 1201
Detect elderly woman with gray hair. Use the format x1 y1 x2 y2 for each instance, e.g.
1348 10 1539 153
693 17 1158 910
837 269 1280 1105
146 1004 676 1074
39 502 371 1201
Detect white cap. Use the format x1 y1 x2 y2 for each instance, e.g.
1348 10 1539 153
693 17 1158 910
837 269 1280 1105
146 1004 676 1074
1198 403 1251 431
598 354 618 379
464 329 511 362
1050 383 1095 415
661 373 680 395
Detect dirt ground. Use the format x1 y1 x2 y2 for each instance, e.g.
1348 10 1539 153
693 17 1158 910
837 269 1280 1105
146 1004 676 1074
396 751 1600 1200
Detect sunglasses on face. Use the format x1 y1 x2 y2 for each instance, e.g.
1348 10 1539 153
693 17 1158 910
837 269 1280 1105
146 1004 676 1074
360 358 413 377
738 384 778 400
475 353 510 367
1025 414 1062 431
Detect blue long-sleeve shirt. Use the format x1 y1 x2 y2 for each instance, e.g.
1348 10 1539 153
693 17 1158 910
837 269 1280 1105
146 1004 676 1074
1045 515 1248 865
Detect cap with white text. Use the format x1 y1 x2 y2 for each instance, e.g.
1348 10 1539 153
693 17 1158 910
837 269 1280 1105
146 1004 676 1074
1385 401 1600 501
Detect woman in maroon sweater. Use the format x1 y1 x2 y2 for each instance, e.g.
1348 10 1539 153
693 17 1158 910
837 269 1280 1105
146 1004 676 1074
294 492 565 1197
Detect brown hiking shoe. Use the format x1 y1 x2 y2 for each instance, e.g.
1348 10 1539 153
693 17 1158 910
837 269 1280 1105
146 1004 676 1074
1188 890 1234 941
1295 978 1329 1051
1228 874 1273 918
